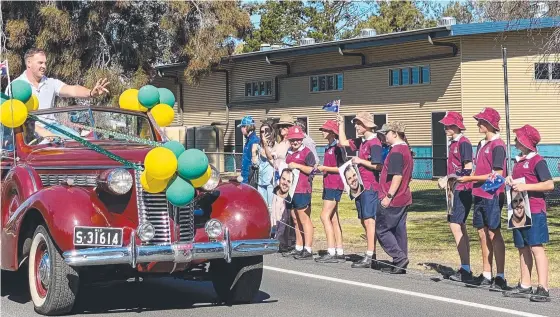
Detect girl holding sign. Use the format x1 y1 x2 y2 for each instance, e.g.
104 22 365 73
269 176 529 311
503 125 554 302
337 112 383 269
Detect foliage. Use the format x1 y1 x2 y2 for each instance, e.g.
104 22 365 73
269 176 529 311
355 1 437 36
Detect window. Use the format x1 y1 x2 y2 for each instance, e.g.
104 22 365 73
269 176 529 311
310 73 343 92
374 114 387 128
234 119 243 153
245 80 273 97
535 63 560 81
389 66 430 86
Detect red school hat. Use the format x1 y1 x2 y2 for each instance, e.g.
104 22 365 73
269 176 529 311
286 126 305 140
439 111 465 130
473 107 501 131
513 124 541 152
319 119 339 135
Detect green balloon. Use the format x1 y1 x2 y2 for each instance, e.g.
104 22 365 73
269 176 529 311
9 80 32 103
177 149 209 180
138 85 160 109
163 140 185 158
0 92 9 104
166 176 195 207
158 88 175 107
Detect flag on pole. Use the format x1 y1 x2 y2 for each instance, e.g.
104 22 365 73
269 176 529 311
0 61 7 77
322 99 340 113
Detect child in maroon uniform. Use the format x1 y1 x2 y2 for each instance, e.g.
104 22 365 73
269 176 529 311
458 107 508 290
376 121 413 274
284 125 317 260
337 112 383 269
316 120 346 263
439 111 474 282
503 125 554 302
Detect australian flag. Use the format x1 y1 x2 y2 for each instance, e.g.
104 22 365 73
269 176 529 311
1 61 7 77
322 99 340 113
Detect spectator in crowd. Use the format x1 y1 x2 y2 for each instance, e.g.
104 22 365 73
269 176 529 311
439 111 474 283
503 124 554 302
253 121 275 212
376 121 413 274
315 120 346 263
295 118 320 164
337 112 383 269
458 107 508 291
238 116 260 186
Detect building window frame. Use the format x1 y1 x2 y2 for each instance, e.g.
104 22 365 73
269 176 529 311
534 63 560 81
244 79 273 97
309 73 344 93
389 65 431 87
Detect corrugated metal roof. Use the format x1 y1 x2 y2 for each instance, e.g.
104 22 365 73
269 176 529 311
451 16 560 36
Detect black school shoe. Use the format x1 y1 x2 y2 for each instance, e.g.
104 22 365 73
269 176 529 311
529 285 551 302
502 283 533 298
465 274 493 287
315 253 339 263
294 249 313 260
449 268 473 283
335 254 346 262
380 259 409 274
282 249 302 257
351 255 372 268
489 276 511 292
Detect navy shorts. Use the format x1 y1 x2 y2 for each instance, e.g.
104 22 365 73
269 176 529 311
355 189 378 220
448 190 472 224
322 188 343 202
512 212 549 248
472 194 504 230
286 193 312 210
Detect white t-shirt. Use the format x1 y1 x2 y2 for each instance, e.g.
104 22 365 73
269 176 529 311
6 72 66 110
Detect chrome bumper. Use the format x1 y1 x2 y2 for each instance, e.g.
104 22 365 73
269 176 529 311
62 228 279 267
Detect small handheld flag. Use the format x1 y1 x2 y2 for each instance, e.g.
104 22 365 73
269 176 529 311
322 99 340 113
0 61 7 78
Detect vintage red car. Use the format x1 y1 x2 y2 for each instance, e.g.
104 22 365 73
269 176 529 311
0 106 278 315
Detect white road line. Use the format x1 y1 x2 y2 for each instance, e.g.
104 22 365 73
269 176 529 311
264 266 548 317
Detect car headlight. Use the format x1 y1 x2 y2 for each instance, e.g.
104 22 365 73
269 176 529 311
201 164 221 191
205 219 223 239
98 168 133 195
137 222 155 242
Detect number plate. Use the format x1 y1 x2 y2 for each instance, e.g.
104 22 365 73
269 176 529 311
74 226 123 247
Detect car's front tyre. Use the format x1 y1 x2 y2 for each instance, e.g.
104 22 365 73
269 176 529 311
28 225 79 315
210 255 263 305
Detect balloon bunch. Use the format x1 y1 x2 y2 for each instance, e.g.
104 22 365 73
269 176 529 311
141 140 212 207
0 80 39 128
119 85 175 127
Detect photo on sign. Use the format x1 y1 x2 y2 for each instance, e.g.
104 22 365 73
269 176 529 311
507 177 532 229
339 160 364 200
444 174 460 215
274 164 300 204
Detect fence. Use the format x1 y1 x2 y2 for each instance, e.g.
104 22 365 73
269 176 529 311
204 151 560 207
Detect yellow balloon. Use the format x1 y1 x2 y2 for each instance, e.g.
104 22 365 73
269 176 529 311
144 147 178 180
140 170 170 193
1 99 28 128
119 89 148 112
190 166 212 188
25 94 39 111
150 103 175 127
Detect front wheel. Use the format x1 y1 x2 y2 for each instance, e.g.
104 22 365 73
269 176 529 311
28 225 79 315
210 255 263 305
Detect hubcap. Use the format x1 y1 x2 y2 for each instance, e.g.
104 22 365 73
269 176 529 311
38 251 50 288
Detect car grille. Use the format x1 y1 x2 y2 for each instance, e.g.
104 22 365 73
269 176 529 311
39 174 98 186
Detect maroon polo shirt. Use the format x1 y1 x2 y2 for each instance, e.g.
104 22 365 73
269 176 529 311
512 153 552 214
379 143 413 207
348 136 383 191
473 136 507 199
323 141 345 190
286 145 316 194
447 134 473 191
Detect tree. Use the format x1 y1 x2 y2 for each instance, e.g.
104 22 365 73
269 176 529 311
355 1 436 36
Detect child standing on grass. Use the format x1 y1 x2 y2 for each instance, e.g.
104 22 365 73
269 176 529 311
502 124 554 302
439 111 474 282
284 125 317 260
337 112 383 269
315 120 346 263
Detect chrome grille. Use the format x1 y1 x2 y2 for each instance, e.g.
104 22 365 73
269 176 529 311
177 205 195 243
39 174 98 186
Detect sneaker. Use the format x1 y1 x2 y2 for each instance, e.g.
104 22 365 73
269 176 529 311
351 255 372 268
282 249 302 257
503 283 533 298
529 285 551 303
294 249 313 260
490 276 510 292
314 253 339 263
465 274 493 287
449 268 473 283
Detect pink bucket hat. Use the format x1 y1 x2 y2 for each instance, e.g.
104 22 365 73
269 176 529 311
514 124 541 152
319 119 339 135
286 126 305 140
439 111 465 130
473 107 501 131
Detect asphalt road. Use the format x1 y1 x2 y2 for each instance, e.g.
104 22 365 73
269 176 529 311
2 254 559 317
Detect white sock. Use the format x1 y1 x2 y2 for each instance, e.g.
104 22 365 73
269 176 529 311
336 248 344 255
366 250 374 257
295 245 303 251
483 271 492 280
305 246 312 253
496 273 505 279
327 248 336 256
520 283 531 289
461 265 471 272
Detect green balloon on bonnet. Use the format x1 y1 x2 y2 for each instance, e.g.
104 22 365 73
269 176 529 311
177 148 209 180
158 88 175 108
138 85 160 109
163 140 185 158
0 92 10 104
9 80 32 103
166 176 195 207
